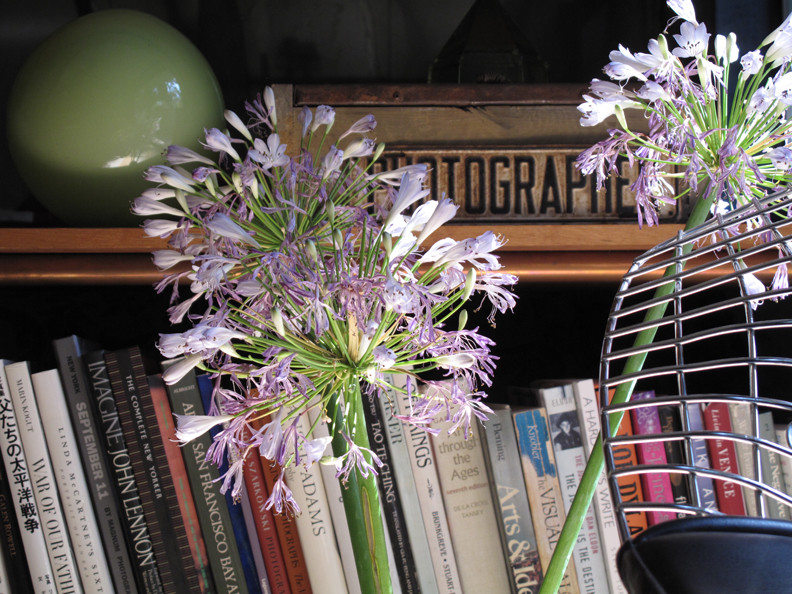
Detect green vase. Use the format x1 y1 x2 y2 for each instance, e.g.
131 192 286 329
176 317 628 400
6 9 224 227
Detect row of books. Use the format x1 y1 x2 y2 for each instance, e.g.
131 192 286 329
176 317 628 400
5 332 788 594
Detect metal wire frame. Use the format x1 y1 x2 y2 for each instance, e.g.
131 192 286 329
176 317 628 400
599 187 792 543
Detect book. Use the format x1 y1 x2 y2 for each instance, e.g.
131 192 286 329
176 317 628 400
758 411 789 520
481 403 542 594
240 422 291 594
390 383 461 594
5 361 82 593
160 360 249 594
727 402 758 515
32 368 115 593
657 404 692 516
512 406 579 594
701 401 747 515
0 452 35 593
377 377 440 594
105 347 199 593
147 374 214 593
538 383 609 593
234 478 271 594
0 361 53 594
606 405 649 538
304 407 361 594
197 373 267 594
361 386 419 594
85 349 164 594
629 391 677 525
259 456 312 594
572 380 625 594
52 335 138 594
429 384 511 594
774 423 792 512
686 403 718 513
283 411 348 594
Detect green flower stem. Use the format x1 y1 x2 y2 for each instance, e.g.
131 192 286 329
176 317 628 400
539 192 714 593
326 383 392 594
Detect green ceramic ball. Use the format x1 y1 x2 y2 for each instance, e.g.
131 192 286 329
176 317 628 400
6 9 224 226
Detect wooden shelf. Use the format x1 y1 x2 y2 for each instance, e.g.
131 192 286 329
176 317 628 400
0 225 684 285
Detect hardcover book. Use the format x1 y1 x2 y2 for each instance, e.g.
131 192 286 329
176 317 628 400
53 335 138 594
481 403 542 594
105 348 198 593
5 361 82 594
702 401 747 516
630 391 677 525
147 374 214 593
727 401 758 515
390 385 461 594
687 403 718 513
160 360 249 594
0 361 55 594
657 404 692 516
0 452 34 593
607 406 649 537
429 385 511 594
33 368 114 593
85 349 164 594
758 411 789 520
512 405 579 594
538 382 609 592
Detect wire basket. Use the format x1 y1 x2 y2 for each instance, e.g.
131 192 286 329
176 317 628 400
599 187 792 543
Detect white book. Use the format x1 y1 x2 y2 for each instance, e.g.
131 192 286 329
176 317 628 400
429 383 510 594
539 382 610 594
378 375 440 594
284 411 348 594
5 361 81 594
0 361 56 594
572 379 627 594
33 369 114 594
392 383 462 594
306 406 362 594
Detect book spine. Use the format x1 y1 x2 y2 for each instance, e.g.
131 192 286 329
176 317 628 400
84 350 164 594
481 403 542 594
702 402 747 515
0 454 35 593
390 386 461 594
608 410 649 537
0 363 45 593
241 424 290 594
512 407 579 594
105 348 197 593
283 412 348 594
304 408 361 594
259 459 312 594
32 369 114 593
630 391 677 525
147 374 215 593
377 377 440 594
727 402 758 515
574 381 625 594
657 405 692 517
758 411 788 520
361 388 419 594
774 424 792 514
234 467 272 594
5 362 82 594
52 336 138 594
161 361 249 594
196 374 265 594
540 384 609 594
686 404 718 513
430 399 511 594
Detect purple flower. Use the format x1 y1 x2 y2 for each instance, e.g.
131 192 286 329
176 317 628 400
265 469 299 515
334 432 383 483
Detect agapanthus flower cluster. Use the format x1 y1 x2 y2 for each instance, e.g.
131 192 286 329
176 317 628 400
577 0 792 233
134 86 517 513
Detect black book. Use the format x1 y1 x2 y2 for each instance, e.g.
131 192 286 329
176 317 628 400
0 448 34 593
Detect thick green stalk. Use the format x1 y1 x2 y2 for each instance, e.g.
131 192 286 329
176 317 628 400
326 383 392 594
539 193 715 593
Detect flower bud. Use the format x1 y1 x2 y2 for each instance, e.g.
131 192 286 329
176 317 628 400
271 307 286 336
462 268 476 301
458 309 468 331
326 200 335 225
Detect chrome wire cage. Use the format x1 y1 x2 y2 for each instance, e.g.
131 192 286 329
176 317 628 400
599 186 792 544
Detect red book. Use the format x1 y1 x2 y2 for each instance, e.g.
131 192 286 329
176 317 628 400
148 374 214 593
630 391 676 526
241 424 291 594
611 409 650 536
702 402 747 515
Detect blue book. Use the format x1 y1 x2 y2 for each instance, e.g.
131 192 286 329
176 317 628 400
197 374 265 594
